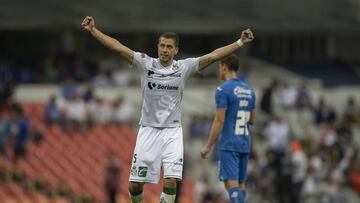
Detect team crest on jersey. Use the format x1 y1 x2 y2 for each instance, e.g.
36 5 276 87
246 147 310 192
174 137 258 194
141 53 146 58
172 64 179 71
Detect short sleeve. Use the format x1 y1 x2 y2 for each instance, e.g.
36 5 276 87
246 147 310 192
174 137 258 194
132 52 151 71
249 90 256 110
215 87 228 109
180 57 200 78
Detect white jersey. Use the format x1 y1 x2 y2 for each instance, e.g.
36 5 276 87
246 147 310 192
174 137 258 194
132 52 199 127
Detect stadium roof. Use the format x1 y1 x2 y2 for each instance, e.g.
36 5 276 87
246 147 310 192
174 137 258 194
1 0 360 33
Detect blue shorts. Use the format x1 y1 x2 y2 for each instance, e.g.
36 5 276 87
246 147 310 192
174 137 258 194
218 150 249 183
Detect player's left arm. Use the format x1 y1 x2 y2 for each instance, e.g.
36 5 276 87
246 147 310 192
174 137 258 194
198 29 254 71
200 109 226 159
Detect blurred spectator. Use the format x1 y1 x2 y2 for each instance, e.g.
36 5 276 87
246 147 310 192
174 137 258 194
0 115 11 156
264 115 289 153
319 121 337 150
313 97 336 125
260 78 278 116
349 159 360 195
0 62 14 84
43 95 61 125
263 115 295 203
302 166 320 202
112 66 131 86
189 114 212 140
71 55 89 82
58 179 71 197
62 92 88 133
31 129 44 146
295 82 312 109
92 67 112 86
194 174 213 203
16 60 33 83
112 96 134 125
0 82 15 110
83 86 95 103
290 141 308 203
275 152 295 203
256 150 277 202
42 55 60 82
61 78 79 100
323 156 350 203
10 104 30 161
279 82 297 109
104 153 121 203
308 151 325 181
336 118 353 147
89 98 113 124
343 96 358 124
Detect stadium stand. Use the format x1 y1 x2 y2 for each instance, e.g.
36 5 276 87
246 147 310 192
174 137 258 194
0 103 195 203
1 1 360 202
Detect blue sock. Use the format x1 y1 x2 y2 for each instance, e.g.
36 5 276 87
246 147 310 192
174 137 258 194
240 189 246 201
228 187 244 203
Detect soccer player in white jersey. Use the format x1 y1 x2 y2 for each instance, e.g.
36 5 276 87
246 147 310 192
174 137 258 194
81 16 254 203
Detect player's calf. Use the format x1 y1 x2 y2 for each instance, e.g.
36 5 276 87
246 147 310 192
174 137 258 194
239 182 247 200
160 178 177 203
129 182 144 203
225 180 245 203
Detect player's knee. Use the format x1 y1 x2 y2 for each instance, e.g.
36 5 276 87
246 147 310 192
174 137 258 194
129 181 144 192
239 182 246 189
224 180 239 190
164 178 177 188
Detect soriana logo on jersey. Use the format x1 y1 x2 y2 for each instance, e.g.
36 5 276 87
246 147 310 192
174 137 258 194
147 82 179 90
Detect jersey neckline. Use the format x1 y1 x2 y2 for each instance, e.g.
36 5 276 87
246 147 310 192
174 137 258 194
156 58 176 69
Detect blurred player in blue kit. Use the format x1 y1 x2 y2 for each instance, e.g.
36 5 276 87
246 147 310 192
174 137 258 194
82 15 254 203
201 55 256 203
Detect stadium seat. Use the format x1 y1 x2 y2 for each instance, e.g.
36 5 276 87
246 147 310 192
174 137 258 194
2 103 194 203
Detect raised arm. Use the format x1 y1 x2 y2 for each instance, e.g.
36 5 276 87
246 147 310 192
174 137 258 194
81 16 134 63
198 29 254 71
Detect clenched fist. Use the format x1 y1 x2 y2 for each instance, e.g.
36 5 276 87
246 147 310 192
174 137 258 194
200 145 212 159
240 28 254 43
81 16 95 32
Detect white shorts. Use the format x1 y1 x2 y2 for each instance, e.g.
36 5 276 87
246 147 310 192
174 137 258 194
129 126 184 184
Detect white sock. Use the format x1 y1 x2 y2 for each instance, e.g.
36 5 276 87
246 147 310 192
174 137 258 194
129 192 143 203
159 192 176 203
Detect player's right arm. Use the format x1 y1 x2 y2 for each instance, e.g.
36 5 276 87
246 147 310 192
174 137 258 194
250 109 256 125
200 109 226 159
81 16 134 63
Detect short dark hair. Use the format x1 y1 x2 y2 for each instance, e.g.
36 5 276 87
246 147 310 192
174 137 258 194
220 54 239 72
159 32 179 47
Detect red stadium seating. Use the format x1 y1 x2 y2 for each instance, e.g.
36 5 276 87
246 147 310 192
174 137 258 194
0 183 69 203
1 103 195 203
